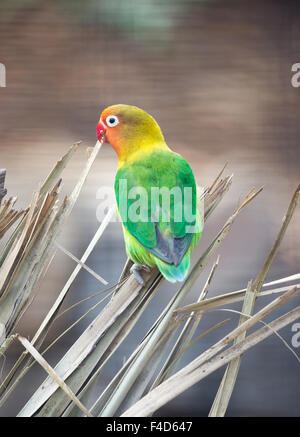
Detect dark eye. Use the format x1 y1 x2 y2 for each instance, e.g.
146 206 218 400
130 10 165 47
106 115 119 127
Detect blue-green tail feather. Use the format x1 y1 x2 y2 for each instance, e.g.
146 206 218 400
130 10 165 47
155 254 190 283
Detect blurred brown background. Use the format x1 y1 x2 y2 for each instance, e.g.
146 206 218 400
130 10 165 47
0 0 299 416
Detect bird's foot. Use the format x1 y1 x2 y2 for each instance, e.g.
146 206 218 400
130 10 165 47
130 264 151 286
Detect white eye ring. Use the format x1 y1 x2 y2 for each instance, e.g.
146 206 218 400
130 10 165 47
106 115 119 127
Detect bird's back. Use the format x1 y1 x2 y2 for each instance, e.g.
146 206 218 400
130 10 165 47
115 149 200 267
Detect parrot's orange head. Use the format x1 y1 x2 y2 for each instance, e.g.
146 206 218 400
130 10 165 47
97 104 167 163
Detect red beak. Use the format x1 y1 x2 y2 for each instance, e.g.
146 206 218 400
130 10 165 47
96 119 107 142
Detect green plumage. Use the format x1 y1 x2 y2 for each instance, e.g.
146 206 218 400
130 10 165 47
115 150 202 282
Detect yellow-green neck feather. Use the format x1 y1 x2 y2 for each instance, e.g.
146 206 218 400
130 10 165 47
117 140 170 167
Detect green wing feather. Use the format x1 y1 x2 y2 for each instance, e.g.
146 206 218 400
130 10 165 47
115 150 198 266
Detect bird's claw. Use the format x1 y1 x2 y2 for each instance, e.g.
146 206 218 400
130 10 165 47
130 264 150 286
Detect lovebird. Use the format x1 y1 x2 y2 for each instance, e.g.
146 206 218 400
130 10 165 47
97 104 202 284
